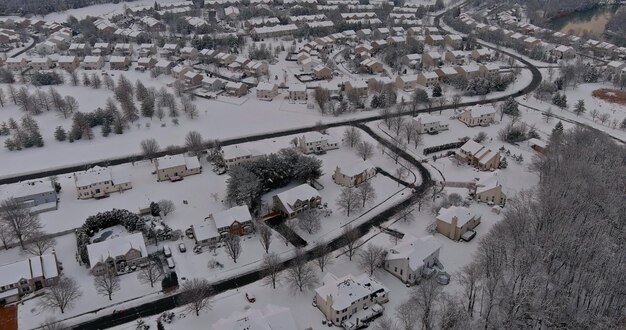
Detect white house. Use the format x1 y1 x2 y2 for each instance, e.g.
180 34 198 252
220 145 264 170
208 205 253 238
384 235 442 284
458 107 496 127
436 206 481 241
315 272 390 326
0 253 60 304
74 166 132 199
413 114 449 134
332 161 376 187
272 184 321 218
256 82 279 101
154 154 202 182
297 132 339 154
86 233 147 275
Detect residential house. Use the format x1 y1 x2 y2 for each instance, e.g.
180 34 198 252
332 161 376 187
180 47 198 60
436 206 481 241
456 139 501 171
82 55 104 70
471 48 492 62
434 66 459 81
74 166 132 199
154 154 201 182
272 184 321 218
225 82 248 97
458 107 496 127
37 40 57 54
92 43 111 56
137 57 157 70
298 131 339 154
68 43 88 56
606 61 626 74
444 50 466 65
224 6 240 19
191 220 220 248
2 180 58 213
413 114 449 134
314 272 389 326
356 28 372 40
29 57 54 71
220 145 264 170
384 235 442 284
113 43 132 56
417 71 439 87
161 43 179 57
313 65 333 80
455 64 481 79
0 253 60 305
401 53 421 68
288 84 308 102
473 174 506 206
155 60 174 75
254 82 278 101
354 43 373 54
251 24 298 38
344 80 368 98
425 34 444 46
171 65 190 80
367 77 394 91
360 58 384 73
87 233 147 275
395 75 419 91
479 63 500 76
372 27 390 39
109 56 130 70
5 57 27 71
444 34 463 49
422 52 442 67
183 70 203 86
423 27 440 36
528 138 547 153
370 39 388 50
244 60 268 76
57 56 80 71
553 45 576 59
138 44 157 57
208 205 253 238
202 77 225 92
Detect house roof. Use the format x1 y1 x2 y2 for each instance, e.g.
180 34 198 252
386 235 441 271
193 221 219 241
415 113 442 125
340 160 375 177
275 184 320 213
84 56 102 63
257 82 277 92
459 139 484 155
75 166 130 187
0 254 58 288
87 233 147 268
315 272 388 310
155 154 201 170
467 106 495 117
437 206 476 227
288 84 307 92
211 205 252 229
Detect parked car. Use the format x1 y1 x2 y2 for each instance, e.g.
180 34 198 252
193 245 202 254
178 243 186 253
166 257 175 269
245 292 256 303
163 245 172 257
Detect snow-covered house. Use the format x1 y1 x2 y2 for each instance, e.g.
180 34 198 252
256 82 279 101
458 107 496 127
29 57 54 71
413 114 449 134
0 253 60 304
171 65 190 80
180 46 198 60
384 235 442 284
401 53 421 68
57 56 80 71
455 64 481 79
225 81 248 97
436 206 481 241
87 233 147 275
605 61 625 74
202 77 225 91
272 184 321 218
155 60 174 75
417 71 439 87
288 84 308 102
137 57 157 70
191 220 220 248
444 34 463 49
444 50 466 65
211 305 298 330
332 161 376 187
297 132 339 154
471 48 492 62
74 166 132 199
109 56 130 70
183 70 203 86
314 272 389 326
5 57 28 71
395 75 419 91
154 154 202 182
344 80 368 98
313 65 333 80
82 55 105 70
422 52 442 67
456 140 501 171
528 138 547 154
474 173 507 206
552 45 576 59
1 180 58 213
208 205 253 238
220 145 264 170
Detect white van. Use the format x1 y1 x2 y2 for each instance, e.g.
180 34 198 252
166 257 175 269
163 245 172 257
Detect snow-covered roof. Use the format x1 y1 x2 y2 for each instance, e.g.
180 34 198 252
475 173 501 194
437 206 476 227
528 138 547 149
315 272 388 310
211 205 252 229
257 82 277 92
275 184 320 213
109 56 127 63
421 71 439 80
386 235 441 271
58 55 77 63
75 166 129 187
211 305 298 330
459 139 484 155
83 55 102 63
288 84 307 92
415 113 442 125
87 233 147 268
193 221 219 241
0 254 58 288
340 160 375 177
225 81 245 89
468 106 496 117
155 154 201 170
424 51 441 59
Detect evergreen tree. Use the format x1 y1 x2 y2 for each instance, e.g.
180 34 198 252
113 116 124 134
101 119 111 137
573 99 586 116
8 118 18 129
4 138 16 151
141 97 155 118
54 126 67 141
0 122 9 135
500 97 520 119
621 117 626 129
432 83 442 97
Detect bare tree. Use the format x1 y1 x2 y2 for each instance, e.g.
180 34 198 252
357 244 385 276
224 234 242 263
185 131 204 158
0 198 42 249
39 277 82 314
158 199 175 216
337 186 361 217
137 258 164 288
39 318 66 330
93 267 120 301
458 263 480 318
181 97 198 119
315 245 334 272
180 278 214 316
357 180 377 208
412 278 442 329
451 94 462 110
0 88 5 107
598 113 610 125
343 127 362 148
285 249 318 293
371 316 401 330
297 209 321 234
356 141 374 160
262 252 282 289
396 297 420 330
0 222 12 249
398 207 415 223
140 138 160 162
341 225 361 261
26 231 56 256
256 222 272 253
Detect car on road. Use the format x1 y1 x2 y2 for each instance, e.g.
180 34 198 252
178 243 186 253
163 245 172 257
